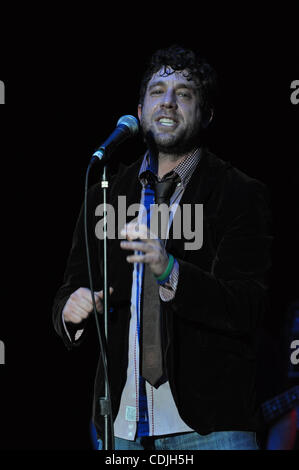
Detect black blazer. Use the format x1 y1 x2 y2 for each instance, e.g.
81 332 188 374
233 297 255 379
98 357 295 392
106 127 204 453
53 148 273 437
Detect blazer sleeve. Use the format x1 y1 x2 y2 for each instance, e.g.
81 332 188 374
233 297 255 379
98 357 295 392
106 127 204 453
166 180 273 336
52 183 102 349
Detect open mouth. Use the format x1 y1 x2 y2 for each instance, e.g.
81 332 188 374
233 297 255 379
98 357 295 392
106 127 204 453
157 117 177 127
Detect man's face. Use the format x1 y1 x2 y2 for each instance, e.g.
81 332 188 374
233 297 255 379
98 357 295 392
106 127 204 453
138 67 202 155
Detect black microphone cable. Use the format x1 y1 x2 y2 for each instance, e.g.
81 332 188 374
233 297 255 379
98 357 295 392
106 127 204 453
84 160 115 450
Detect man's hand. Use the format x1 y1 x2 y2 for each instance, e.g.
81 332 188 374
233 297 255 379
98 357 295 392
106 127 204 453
62 287 113 324
120 221 169 277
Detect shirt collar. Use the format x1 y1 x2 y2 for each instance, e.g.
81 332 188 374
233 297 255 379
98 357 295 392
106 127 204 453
139 148 201 188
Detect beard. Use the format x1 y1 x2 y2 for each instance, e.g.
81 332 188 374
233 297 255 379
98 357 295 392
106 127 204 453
140 117 202 158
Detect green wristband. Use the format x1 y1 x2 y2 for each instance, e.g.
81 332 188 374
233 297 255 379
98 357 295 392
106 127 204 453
154 254 174 282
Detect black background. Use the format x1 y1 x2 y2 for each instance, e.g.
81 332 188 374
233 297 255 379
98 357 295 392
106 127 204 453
0 8 298 450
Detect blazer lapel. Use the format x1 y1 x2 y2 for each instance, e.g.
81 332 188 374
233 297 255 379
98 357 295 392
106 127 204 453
166 148 230 260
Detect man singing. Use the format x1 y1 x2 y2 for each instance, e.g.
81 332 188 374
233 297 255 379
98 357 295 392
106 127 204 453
53 45 272 450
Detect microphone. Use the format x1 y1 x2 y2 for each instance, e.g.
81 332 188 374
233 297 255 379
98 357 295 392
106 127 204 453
91 115 139 164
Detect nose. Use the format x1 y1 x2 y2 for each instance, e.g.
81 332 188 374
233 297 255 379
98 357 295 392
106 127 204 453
160 88 178 110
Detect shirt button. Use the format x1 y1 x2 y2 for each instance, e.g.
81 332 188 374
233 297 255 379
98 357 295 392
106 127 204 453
128 432 133 437
129 424 133 429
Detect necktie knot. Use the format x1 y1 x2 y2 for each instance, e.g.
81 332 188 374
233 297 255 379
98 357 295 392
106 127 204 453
146 171 180 206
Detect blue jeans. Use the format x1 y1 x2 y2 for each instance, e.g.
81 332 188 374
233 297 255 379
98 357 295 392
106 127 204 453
98 431 259 450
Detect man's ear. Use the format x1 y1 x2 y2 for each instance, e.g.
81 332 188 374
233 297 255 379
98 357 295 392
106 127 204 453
202 108 214 129
137 104 142 120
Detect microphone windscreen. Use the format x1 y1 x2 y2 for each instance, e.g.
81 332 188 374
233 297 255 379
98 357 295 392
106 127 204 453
117 115 139 136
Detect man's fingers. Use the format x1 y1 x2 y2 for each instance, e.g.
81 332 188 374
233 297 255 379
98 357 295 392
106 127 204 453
64 287 114 324
120 240 152 252
71 294 93 312
121 223 157 242
78 287 99 303
68 301 90 319
94 287 114 311
95 287 114 298
63 304 88 323
66 313 83 324
126 253 154 264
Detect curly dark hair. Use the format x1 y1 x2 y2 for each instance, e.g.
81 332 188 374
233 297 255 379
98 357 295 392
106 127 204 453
139 44 218 118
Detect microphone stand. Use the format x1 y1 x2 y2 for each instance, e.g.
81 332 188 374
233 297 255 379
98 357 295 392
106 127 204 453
85 157 114 450
99 164 114 450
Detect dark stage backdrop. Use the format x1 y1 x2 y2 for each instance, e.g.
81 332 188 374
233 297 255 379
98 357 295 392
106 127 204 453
0 12 298 450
